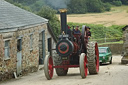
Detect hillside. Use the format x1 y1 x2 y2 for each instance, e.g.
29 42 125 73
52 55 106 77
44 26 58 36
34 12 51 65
66 6 128 26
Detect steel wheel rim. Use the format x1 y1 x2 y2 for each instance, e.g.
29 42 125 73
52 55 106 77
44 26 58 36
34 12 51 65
82 25 88 53
48 57 53 78
84 55 88 76
95 43 99 72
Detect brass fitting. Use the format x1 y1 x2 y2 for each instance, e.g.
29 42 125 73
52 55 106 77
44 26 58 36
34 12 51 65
59 9 67 13
62 31 65 35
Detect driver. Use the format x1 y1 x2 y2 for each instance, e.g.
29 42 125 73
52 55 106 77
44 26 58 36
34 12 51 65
73 26 81 34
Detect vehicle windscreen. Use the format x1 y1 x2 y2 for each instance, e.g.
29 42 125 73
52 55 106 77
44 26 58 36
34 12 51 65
99 48 107 53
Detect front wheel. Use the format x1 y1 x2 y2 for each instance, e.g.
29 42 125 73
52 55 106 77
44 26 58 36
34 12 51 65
79 53 88 78
109 57 112 64
100 62 102 65
55 68 68 76
44 55 54 80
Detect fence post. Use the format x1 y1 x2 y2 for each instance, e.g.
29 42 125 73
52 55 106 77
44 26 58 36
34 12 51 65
104 33 106 43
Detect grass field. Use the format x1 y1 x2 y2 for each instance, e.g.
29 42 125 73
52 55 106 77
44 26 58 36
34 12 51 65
60 6 128 26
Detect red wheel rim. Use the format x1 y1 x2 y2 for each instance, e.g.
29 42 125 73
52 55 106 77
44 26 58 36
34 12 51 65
95 43 99 72
84 55 88 76
48 57 53 78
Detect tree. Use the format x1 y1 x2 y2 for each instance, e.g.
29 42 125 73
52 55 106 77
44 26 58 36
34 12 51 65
30 0 45 12
5 0 14 3
121 0 128 5
5 0 46 12
37 6 60 37
67 0 111 14
6 0 112 14
67 0 87 14
13 3 32 12
112 1 122 6
101 0 128 5
86 0 105 12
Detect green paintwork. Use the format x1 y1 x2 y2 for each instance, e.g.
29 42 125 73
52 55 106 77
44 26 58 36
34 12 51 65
98 47 112 64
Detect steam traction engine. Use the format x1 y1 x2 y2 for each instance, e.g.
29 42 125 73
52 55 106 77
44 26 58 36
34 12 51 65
44 9 99 80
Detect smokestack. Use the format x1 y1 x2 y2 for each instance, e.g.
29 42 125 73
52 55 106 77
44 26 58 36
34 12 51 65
60 9 67 34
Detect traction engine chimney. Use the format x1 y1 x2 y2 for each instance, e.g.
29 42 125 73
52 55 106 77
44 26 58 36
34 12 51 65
60 9 67 34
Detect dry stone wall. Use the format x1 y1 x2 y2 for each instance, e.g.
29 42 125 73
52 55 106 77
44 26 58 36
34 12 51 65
99 44 123 54
122 27 128 64
122 28 128 56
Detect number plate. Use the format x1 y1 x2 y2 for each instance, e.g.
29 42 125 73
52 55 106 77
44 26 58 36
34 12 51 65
62 57 68 60
99 60 102 62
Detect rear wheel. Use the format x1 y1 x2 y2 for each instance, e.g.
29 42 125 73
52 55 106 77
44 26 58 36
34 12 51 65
44 55 54 80
80 53 88 78
87 42 99 74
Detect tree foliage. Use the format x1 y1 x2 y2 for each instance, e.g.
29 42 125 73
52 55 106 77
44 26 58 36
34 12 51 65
121 0 128 5
37 6 60 37
6 0 128 14
67 0 87 14
5 0 45 12
112 1 122 6
86 0 105 12
30 0 45 12
5 0 32 12
67 0 111 14
101 0 128 5
14 3 32 12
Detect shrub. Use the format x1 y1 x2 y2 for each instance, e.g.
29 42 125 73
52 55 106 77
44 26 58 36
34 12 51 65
103 3 111 11
67 22 124 39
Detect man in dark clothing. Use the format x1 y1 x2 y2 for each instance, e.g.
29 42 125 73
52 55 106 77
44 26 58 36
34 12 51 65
86 26 91 39
73 26 81 34
67 25 72 37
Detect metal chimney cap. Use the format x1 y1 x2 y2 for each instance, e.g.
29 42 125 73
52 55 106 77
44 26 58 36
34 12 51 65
59 9 67 13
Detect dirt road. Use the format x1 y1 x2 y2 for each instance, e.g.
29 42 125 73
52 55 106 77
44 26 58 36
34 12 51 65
1 55 128 85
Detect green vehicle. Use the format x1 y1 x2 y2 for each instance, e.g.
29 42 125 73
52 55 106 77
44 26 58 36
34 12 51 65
98 47 112 64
